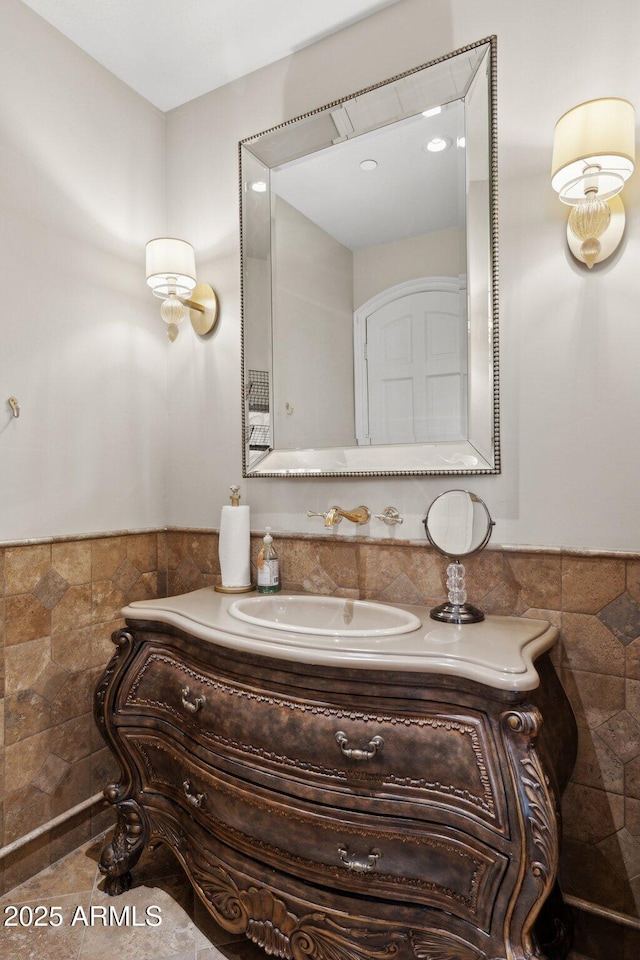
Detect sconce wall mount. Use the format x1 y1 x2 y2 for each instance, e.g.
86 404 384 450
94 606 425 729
146 237 218 341
551 98 635 268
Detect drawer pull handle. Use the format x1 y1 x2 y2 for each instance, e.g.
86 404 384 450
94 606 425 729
181 686 205 714
337 845 381 874
335 730 384 761
183 780 206 808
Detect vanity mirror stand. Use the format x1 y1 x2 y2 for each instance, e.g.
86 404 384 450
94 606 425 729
424 489 495 623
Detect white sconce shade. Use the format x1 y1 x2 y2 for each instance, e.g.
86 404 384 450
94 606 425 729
144 237 218 340
551 98 635 202
551 98 636 268
146 238 197 298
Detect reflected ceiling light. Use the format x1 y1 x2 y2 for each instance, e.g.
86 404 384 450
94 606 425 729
457 136 466 149
359 159 378 171
251 180 267 193
145 238 218 342
425 136 451 153
551 98 635 268
421 106 442 119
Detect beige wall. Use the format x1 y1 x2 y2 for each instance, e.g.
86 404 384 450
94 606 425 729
0 0 167 543
164 0 640 553
6 0 640 552
3 0 639 550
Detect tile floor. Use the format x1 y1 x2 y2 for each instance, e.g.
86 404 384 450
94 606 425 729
0 833 592 960
0 835 263 960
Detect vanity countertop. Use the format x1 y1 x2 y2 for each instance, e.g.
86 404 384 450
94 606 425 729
122 588 557 692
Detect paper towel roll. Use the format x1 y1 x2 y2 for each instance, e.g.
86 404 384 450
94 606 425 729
218 504 251 588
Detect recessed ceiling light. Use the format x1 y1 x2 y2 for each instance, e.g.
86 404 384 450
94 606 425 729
251 180 267 193
424 136 452 153
421 106 442 119
360 159 378 171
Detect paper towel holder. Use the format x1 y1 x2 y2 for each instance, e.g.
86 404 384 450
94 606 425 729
214 584 254 594
214 484 255 594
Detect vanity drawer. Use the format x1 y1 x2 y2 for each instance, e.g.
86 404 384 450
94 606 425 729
126 730 507 932
119 645 507 832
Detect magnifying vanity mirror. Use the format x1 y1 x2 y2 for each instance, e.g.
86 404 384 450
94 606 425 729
240 36 499 478
423 490 494 623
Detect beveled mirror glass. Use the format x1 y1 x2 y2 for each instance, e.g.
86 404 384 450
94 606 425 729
241 36 498 478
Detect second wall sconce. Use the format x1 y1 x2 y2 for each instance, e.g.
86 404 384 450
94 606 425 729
551 98 635 268
146 237 218 341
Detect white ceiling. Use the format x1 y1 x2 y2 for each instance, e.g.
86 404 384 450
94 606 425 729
19 0 403 111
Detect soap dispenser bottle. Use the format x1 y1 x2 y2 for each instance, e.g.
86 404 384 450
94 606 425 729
257 527 280 594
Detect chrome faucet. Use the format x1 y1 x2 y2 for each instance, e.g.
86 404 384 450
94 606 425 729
307 505 371 527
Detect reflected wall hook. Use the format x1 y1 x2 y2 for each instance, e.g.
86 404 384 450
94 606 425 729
8 397 20 418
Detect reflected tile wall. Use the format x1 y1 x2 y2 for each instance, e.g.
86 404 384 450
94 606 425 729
3 527 640 952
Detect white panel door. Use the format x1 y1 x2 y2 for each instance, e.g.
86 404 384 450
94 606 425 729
365 288 466 444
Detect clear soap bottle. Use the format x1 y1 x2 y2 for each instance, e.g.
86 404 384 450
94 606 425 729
257 527 280 594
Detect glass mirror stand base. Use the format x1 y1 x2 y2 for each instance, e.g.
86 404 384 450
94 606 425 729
430 601 485 624
430 560 485 624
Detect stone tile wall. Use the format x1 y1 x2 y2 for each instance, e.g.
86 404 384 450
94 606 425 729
166 530 640 953
2 526 640 957
0 532 162 893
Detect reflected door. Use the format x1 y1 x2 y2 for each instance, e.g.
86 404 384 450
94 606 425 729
362 286 467 444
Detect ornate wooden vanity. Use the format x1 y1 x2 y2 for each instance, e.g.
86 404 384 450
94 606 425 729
95 589 576 960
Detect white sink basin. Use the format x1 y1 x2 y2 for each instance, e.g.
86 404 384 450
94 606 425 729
228 594 421 637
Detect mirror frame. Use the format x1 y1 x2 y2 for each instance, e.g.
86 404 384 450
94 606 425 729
240 35 499 479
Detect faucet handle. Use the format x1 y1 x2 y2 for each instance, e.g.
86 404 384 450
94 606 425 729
374 506 404 525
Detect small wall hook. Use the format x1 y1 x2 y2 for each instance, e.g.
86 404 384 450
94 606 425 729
8 397 20 418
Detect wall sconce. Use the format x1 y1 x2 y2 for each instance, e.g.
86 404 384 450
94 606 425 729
145 237 218 340
551 98 635 268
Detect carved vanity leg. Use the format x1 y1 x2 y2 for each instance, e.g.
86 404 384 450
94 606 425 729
500 707 562 960
535 880 574 960
94 630 149 896
99 794 149 896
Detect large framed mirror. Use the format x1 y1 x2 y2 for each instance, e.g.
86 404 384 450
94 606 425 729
240 36 498 478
